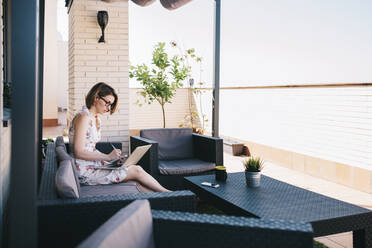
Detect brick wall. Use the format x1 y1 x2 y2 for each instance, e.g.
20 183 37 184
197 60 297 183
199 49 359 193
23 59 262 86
68 0 129 151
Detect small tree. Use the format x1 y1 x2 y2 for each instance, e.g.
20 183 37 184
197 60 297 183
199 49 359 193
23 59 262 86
129 42 189 128
178 47 208 134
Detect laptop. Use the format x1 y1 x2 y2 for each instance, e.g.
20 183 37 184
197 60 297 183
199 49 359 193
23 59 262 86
93 144 151 170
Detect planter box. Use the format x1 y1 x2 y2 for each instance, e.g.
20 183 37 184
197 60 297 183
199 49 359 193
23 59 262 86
223 140 244 156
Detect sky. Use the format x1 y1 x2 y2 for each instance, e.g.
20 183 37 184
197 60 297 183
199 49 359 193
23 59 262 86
58 0 372 87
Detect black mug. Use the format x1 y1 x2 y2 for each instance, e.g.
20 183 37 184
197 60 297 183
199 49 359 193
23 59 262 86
215 166 227 181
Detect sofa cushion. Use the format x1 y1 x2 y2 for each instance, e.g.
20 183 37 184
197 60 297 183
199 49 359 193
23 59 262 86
158 159 215 175
55 139 81 196
55 145 72 162
140 128 193 160
55 160 80 199
77 200 155 248
55 136 65 148
80 181 141 198
70 159 82 195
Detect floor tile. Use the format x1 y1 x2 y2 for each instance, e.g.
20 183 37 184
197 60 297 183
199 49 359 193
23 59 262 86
315 237 345 248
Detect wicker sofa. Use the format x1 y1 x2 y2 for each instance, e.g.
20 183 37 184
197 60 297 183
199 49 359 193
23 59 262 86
78 200 314 248
131 128 224 190
37 138 196 248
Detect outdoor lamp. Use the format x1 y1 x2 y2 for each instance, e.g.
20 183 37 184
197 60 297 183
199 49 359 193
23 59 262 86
97 11 108 43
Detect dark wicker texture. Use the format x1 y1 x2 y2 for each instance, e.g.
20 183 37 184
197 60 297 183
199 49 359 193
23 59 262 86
152 210 313 248
185 172 372 248
38 142 196 248
130 133 223 190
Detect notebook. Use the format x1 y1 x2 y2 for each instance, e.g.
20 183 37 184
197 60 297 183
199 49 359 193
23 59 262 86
93 144 152 170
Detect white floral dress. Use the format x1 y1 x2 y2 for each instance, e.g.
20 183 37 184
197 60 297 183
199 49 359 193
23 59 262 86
69 106 128 185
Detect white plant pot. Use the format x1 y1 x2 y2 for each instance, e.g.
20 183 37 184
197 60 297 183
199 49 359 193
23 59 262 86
245 171 261 187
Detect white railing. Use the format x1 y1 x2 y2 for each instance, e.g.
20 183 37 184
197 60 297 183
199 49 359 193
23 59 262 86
198 84 372 170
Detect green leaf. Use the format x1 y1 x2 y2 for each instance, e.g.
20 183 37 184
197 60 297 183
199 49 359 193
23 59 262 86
129 41 196 127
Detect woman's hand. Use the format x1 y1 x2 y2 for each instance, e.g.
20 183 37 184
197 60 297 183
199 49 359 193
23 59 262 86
108 149 121 161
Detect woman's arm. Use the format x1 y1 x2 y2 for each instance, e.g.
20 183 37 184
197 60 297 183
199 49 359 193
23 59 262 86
73 113 120 161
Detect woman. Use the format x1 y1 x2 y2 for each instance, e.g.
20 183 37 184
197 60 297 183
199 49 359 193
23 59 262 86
69 82 170 192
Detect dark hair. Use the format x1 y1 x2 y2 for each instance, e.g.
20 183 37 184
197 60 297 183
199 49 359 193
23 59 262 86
85 82 118 114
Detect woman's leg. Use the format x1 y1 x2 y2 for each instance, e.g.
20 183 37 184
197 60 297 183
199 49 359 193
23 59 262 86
136 183 154 193
124 165 171 192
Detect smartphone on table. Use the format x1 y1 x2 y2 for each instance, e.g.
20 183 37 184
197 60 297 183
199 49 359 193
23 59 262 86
201 182 220 188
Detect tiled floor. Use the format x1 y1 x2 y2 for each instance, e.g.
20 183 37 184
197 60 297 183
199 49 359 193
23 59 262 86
43 111 372 248
42 110 67 139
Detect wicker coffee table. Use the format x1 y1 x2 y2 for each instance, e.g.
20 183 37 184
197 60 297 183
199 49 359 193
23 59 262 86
184 172 372 248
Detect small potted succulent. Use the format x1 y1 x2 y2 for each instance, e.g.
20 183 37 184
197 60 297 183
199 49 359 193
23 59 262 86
242 157 264 187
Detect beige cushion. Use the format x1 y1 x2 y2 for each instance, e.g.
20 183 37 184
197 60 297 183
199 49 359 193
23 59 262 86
55 160 80 199
77 200 155 248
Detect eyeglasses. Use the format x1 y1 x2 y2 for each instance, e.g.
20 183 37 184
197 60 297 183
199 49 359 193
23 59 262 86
99 96 114 109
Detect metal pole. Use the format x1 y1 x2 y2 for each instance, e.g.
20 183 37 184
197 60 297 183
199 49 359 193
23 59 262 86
38 0 45 189
212 0 221 137
9 0 41 247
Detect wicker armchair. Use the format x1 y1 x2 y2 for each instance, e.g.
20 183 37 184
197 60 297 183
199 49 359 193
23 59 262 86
131 128 223 190
37 141 196 248
78 200 314 248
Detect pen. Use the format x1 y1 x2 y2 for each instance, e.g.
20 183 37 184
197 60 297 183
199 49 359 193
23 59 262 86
110 142 117 150
110 143 124 158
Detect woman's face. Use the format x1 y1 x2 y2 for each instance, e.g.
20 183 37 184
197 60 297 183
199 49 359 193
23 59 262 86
96 94 115 114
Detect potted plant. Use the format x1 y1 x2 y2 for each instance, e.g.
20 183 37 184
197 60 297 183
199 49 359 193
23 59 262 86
41 138 54 159
3 81 11 108
242 157 264 187
177 47 209 134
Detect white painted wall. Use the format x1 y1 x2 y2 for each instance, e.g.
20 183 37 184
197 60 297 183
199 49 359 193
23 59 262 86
57 38 68 109
43 0 59 120
129 88 198 129
0 0 4 237
1 124 11 214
